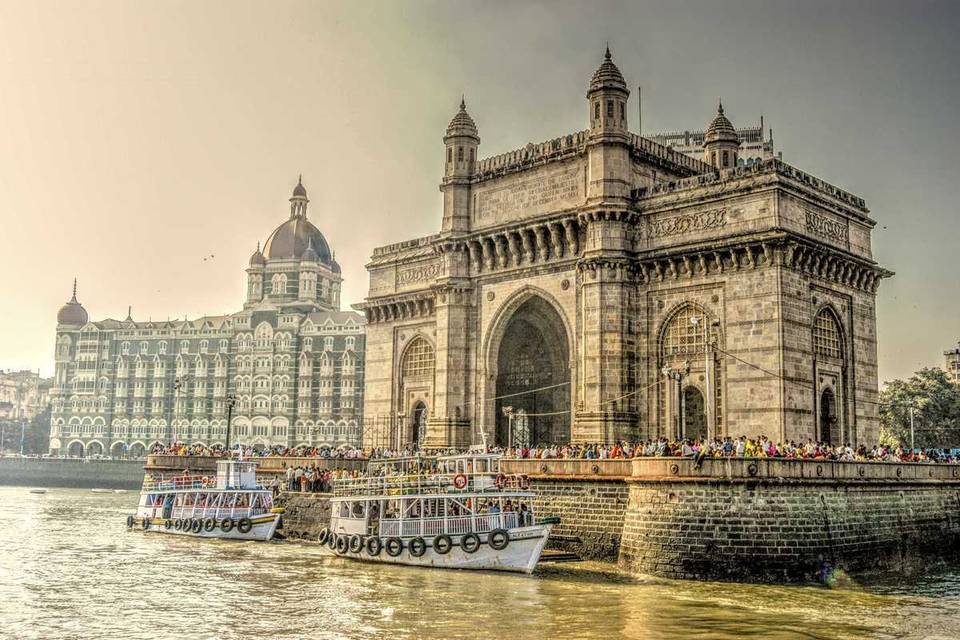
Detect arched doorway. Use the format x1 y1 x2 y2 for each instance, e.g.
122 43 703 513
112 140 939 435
67 441 85 458
411 402 427 449
819 388 838 444
86 441 104 457
681 386 707 441
110 441 127 458
129 442 146 458
494 296 570 446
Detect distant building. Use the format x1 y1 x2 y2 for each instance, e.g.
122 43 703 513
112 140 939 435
0 369 52 422
946 343 960 384
646 114 779 165
49 180 366 458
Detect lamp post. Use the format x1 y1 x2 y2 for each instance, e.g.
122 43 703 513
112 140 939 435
19 419 26 455
661 363 690 439
503 405 514 448
395 411 405 452
173 374 191 445
225 394 236 456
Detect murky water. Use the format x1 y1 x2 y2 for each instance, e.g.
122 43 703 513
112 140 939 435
2 486 959 639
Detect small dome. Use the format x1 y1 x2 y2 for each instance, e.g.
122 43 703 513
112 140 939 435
445 98 479 140
589 46 627 93
249 244 266 267
57 281 88 325
705 102 740 145
263 216 333 264
292 175 307 198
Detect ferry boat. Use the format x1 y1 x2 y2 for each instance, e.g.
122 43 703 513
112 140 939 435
127 458 282 541
319 453 556 573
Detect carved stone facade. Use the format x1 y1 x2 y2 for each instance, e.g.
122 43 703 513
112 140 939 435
359 50 891 449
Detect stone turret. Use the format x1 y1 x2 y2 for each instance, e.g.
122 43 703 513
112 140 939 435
440 98 479 233
703 101 741 169
587 46 630 135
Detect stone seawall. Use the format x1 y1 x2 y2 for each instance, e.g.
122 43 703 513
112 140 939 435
0 458 144 489
501 458 960 582
275 492 331 541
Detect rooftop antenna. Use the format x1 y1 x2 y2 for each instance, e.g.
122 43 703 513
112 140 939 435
637 85 642 135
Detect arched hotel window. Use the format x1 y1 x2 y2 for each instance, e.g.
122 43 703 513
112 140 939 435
401 337 434 379
813 309 843 360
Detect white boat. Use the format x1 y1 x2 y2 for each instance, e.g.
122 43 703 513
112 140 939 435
91 488 112 494
127 458 282 541
320 453 556 574
29 488 47 494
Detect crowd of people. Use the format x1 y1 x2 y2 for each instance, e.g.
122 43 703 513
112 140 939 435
150 442 365 460
150 438 960 465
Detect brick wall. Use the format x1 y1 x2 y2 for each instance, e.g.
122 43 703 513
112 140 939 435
275 492 331 541
529 478 629 560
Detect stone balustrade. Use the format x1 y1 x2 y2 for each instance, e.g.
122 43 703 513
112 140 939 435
499 457 960 483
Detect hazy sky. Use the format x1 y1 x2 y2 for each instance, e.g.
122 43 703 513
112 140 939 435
1 0 958 381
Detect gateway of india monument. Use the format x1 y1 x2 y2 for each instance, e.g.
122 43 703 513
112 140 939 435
359 49 892 450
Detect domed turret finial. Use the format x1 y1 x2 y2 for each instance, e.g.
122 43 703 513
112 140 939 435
57 278 88 325
460 95 466 110
718 99 724 115
71 278 77 301
605 43 611 60
126 305 133 321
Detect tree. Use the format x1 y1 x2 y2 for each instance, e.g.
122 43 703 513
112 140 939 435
879 368 960 449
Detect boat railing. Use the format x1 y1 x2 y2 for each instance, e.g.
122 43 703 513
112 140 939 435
332 472 528 497
142 478 267 491
137 504 269 520
377 512 524 537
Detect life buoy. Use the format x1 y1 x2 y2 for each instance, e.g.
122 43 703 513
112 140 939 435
335 534 349 555
349 535 364 554
461 532 481 554
453 474 468 490
488 528 509 551
433 534 452 555
385 537 404 557
126 515 134 528
327 532 338 550
220 518 235 533
203 518 216 532
366 536 383 556
409 537 427 557
237 518 253 534
495 474 507 490
318 528 330 545
164 519 172 530
191 519 203 533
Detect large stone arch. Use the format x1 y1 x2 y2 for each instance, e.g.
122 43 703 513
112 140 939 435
482 287 573 446
396 333 436 446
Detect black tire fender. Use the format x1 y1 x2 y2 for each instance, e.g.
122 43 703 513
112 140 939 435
335 534 349 555
461 532 481 554
385 537 404 557
318 528 330 545
349 535 364 554
237 518 253 534
408 537 427 557
126 515 134 528
433 534 453 555
203 518 216 532
366 537 383 556
220 518 235 533
488 528 509 551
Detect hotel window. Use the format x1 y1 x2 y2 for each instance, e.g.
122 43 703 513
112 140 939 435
606 100 613 117
324 337 334 352
180 341 189 354
200 340 208 353
159 341 167 355
140 341 148 354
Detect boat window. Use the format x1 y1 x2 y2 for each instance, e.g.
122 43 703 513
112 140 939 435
352 502 364 518
340 502 350 518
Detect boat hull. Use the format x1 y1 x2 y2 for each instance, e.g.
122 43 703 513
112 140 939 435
323 524 552 574
133 514 281 542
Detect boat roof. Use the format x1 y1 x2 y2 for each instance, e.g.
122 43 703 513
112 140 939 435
329 491 535 502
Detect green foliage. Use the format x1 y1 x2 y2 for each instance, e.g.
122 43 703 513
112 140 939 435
879 368 960 449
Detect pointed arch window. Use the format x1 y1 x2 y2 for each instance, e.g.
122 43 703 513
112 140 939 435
661 306 706 357
401 337 435 380
813 309 843 360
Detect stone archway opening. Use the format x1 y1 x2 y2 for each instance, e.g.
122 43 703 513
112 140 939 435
110 441 127 458
681 386 707 441
494 296 570 446
129 442 146 458
67 441 85 458
411 401 427 449
820 387 838 444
